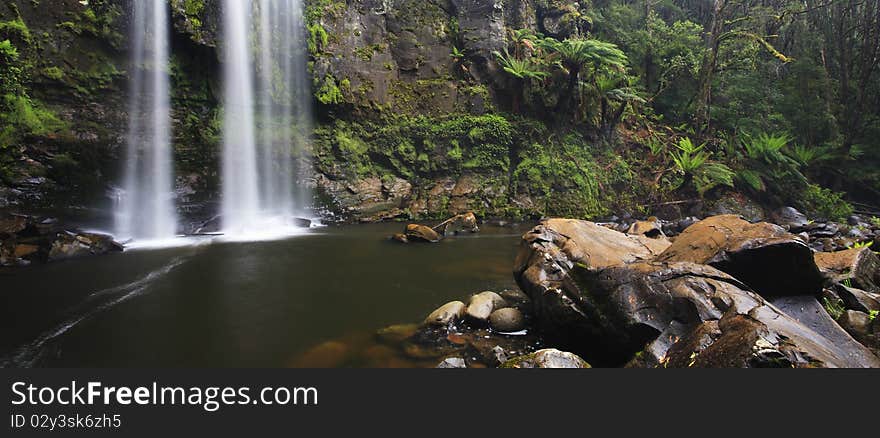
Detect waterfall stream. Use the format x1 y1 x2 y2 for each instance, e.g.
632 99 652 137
221 0 312 238
115 0 177 241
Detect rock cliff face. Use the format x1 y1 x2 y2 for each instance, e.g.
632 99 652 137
1 0 614 224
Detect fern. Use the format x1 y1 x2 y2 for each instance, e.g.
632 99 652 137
493 50 548 80
695 162 735 196
737 169 766 192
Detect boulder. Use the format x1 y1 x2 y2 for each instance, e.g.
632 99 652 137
405 224 441 243
570 261 880 368
390 233 408 244
706 193 764 222
434 212 479 236
424 301 466 327
465 291 506 322
293 218 312 228
514 219 880 367
815 247 880 292
657 215 824 297
837 310 873 343
489 308 525 332
499 289 531 311
833 284 880 313
803 221 840 239
501 349 591 369
770 206 809 231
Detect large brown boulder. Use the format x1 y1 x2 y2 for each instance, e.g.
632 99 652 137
574 261 879 368
657 215 824 297
513 217 880 367
815 247 880 292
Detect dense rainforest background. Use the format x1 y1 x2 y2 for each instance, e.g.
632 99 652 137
0 0 878 225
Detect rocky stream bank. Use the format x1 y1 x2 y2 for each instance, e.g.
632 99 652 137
372 208 880 368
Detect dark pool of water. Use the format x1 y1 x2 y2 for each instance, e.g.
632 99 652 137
0 223 531 367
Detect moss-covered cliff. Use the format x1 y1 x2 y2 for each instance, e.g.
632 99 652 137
2 0 632 224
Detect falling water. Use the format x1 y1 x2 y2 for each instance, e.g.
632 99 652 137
116 0 177 241
221 0 312 237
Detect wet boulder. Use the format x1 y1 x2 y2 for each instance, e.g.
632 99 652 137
657 215 824 297
404 224 441 243
434 212 479 236
514 219 670 341
488 308 525 332
424 301 466 327
815 247 880 292
501 349 590 369
465 291 506 323
47 232 122 262
390 233 408 244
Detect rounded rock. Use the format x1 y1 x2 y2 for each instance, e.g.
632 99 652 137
466 291 505 322
489 308 525 332
424 301 466 326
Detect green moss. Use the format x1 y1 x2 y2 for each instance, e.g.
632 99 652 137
307 22 329 55
41 66 64 81
0 16 31 43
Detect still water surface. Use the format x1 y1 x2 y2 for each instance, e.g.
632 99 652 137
0 223 529 367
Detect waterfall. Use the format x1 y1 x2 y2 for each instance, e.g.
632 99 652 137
116 0 177 241
221 0 312 237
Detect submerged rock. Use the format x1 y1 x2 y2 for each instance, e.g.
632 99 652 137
502 349 590 369
376 324 419 345
390 233 408 244
657 215 823 297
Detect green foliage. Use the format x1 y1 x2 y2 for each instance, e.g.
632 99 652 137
851 241 874 250
798 183 853 221
312 114 514 180
823 296 846 320
493 50 547 81
315 75 347 105
668 137 733 196
786 144 832 168
539 37 628 74
869 310 878 322
670 137 709 174
307 23 329 55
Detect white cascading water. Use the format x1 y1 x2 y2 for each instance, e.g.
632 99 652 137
221 0 312 238
116 0 177 241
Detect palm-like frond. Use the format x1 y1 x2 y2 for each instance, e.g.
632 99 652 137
493 50 548 80
539 37 627 72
